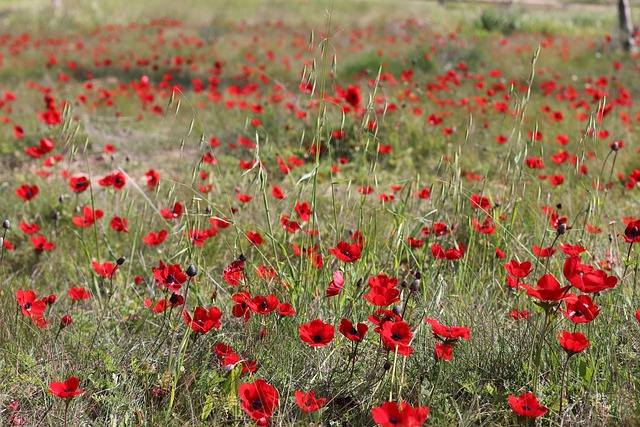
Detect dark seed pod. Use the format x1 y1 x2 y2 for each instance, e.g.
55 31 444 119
414 270 422 280
556 203 562 210
611 141 619 152
409 279 420 292
383 361 392 370
356 277 364 287
557 223 566 235
186 264 197 277
2 219 10 230
400 280 407 288
392 306 402 316
117 257 126 266
58 195 65 204
238 253 247 262
205 205 212 214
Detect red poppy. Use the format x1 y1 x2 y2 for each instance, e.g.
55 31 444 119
371 401 429 427
508 393 547 418
424 318 471 343
106 216 128 233
381 320 414 356
472 217 496 234
278 302 296 317
232 291 255 322
250 295 279 315
280 215 301 233
238 379 279 421
247 232 263 246
295 390 326 413
532 246 556 258
151 293 185 313
623 219 640 243
470 194 491 211
369 309 402 333
144 169 160 187
560 294 600 323
72 206 104 227
416 188 431 199
92 261 117 278
558 243 586 256
160 202 183 219
435 343 453 361
16 184 39 202
69 176 91 193
142 229 167 246
68 286 91 301
326 270 345 297
364 286 401 307
503 260 533 278
19 222 39 234
223 259 245 286
299 319 334 347
272 185 285 199
48 377 85 399
563 256 617 293
521 274 570 302
152 261 188 291
183 307 222 333
338 318 368 342
30 236 55 251
329 241 361 263
98 171 126 190
558 330 589 356
16 290 47 318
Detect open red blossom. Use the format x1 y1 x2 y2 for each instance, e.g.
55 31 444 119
521 274 570 302
470 194 491 211
431 243 466 260
407 237 424 248
183 306 222 333
623 219 640 243
558 330 589 356
329 241 361 263
532 246 556 258
272 185 285 199
92 261 117 278
416 187 431 199
371 401 429 427
559 243 586 256
472 217 496 234
142 229 167 246
152 293 184 313
503 260 533 278
160 202 183 219
153 261 187 291
563 256 617 293
30 236 55 251
295 390 326 413
278 302 296 317
247 231 263 246
299 319 334 347
232 291 255 322
98 171 126 190
69 176 90 193
110 216 129 233
364 286 401 307
280 215 300 233
338 318 368 342
144 169 160 187
16 290 47 318
223 259 245 285
425 318 471 342
72 206 104 227
508 393 547 418
326 270 345 297
16 184 39 202
561 294 600 323
369 309 402 333
381 320 414 356
238 380 279 421
68 286 91 301
435 343 453 360
251 295 279 315
48 377 84 399
19 222 40 235
295 201 313 222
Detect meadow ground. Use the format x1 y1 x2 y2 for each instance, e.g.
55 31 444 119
1 0 640 426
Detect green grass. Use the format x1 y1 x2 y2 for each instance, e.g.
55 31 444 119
1 1 640 426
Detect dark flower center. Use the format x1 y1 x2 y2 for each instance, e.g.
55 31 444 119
629 226 639 237
24 302 32 310
522 405 531 411
391 333 401 341
306 401 312 406
574 310 583 317
260 301 269 310
166 274 175 283
389 417 399 424
350 328 358 335
344 251 351 257
251 399 264 411
313 335 323 343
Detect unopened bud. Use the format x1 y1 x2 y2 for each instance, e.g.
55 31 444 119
117 257 126 266
60 315 73 326
186 264 197 277
238 253 247 262
410 279 421 292
611 141 619 151
557 223 566 235
2 219 10 230
414 270 422 280
356 277 364 287
400 280 407 288
392 306 402 316
383 361 392 370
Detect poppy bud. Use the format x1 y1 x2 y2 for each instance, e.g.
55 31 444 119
238 253 247 262
557 223 566 235
205 205 212 214
410 279 420 292
2 219 9 230
58 195 64 203
556 203 562 210
383 361 392 370
60 315 72 326
53 210 60 221
126 156 130 162
48 294 56 304
117 257 126 266
611 141 619 151
392 306 402 316
186 264 197 277
400 280 407 288
356 277 363 287
414 270 422 280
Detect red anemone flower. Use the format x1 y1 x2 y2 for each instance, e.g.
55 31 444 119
371 401 430 427
238 379 279 421
48 377 85 399
223 259 245 286
623 219 640 243
338 318 368 342
424 318 471 343
72 206 104 227
152 261 187 291
69 176 90 193
329 241 362 263
435 343 454 361
68 286 91 301
560 294 600 324
110 216 129 233
508 393 547 418
142 229 167 246
160 202 183 219
295 390 326 413
16 290 47 318
183 307 222 334
381 320 414 356
503 260 533 278
92 261 117 278
30 236 55 251
16 184 39 202
520 274 570 302
299 319 334 347
558 330 589 356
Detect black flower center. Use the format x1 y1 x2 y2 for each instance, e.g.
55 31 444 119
313 335 323 343
24 302 32 310
389 417 399 424
251 399 264 411
166 274 175 283
522 405 531 411
391 333 401 341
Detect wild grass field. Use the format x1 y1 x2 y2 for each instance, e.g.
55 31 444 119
1 0 640 426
